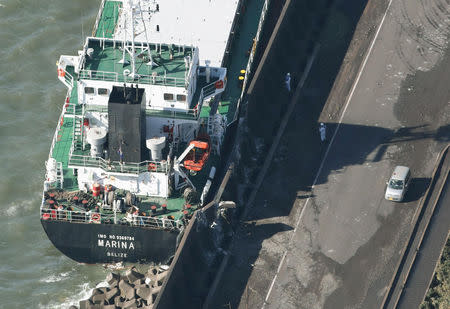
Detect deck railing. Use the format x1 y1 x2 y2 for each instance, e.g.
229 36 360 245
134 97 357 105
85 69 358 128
40 208 182 230
79 69 187 87
47 88 72 168
68 144 169 175
240 0 270 96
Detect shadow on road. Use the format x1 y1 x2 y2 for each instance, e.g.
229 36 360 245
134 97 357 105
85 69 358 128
404 177 431 203
211 0 448 307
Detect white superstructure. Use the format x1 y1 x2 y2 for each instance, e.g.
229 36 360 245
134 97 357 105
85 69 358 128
114 0 239 66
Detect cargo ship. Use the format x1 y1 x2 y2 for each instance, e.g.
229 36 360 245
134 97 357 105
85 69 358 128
40 0 264 263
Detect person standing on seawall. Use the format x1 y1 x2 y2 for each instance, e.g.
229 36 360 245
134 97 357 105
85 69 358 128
319 122 326 142
285 72 291 92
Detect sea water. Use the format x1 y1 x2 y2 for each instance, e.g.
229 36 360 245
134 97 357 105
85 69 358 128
0 1 113 307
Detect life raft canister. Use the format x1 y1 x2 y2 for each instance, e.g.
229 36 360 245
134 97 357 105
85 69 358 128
92 183 101 197
215 79 224 89
91 213 101 223
148 163 156 172
57 68 65 78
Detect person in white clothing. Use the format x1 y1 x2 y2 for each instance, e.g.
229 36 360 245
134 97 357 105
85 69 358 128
319 123 326 142
285 72 291 92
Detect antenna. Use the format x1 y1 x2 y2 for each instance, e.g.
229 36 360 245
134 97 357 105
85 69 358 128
81 8 84 46
118 1 139 79
138 0 158 67
118 6 129 66
129 4 137 79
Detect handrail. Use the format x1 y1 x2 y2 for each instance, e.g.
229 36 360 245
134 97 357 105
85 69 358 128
48 89 72 161
68 149 169 175
92 0 107 36
240 0 271 97
63 69 74 88
40 208 182 230
79 69 187 87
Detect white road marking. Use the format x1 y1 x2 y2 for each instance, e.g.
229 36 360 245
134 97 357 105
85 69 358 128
264 251 287 304
261 0 394 307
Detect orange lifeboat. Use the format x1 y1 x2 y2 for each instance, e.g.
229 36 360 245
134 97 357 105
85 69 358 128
183 136 211 172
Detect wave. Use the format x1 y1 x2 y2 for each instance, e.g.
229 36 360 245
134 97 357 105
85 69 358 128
40 282 93 309
0 197 37 217
39 271 71 283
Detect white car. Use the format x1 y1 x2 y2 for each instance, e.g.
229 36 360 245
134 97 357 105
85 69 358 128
385 166 411 202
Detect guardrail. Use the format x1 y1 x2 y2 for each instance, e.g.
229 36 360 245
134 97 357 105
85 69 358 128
240 0 270 97
92 0 107 37
48 88 72 167
68 147 169 175
40 207 182 230
380 145 450 309
79 69 187 87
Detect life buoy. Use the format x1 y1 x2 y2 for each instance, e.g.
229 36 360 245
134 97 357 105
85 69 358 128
91 213 101 223
215 80 224 89
42 213 51 220
51 209 57 220
57 68 65 78
148 163 156 172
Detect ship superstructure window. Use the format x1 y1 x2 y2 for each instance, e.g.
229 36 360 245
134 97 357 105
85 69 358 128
176 94 186 102
85 87 95 94
163 93 174 101
98 88 109 96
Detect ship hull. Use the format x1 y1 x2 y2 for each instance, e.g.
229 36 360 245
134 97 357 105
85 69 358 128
41 220 179 264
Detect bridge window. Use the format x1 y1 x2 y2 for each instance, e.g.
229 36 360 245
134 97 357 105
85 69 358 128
85 87 95 94
177 94 186 102
98 88 108 96
163 93 174 101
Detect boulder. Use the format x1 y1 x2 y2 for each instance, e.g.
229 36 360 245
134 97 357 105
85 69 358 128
136 286 152 300
114 295 124 307
106 272 120 287
91 293 106 304
133 278 145 287
124 267 144 283
154 272 167 287
69 306 78 309
98 304 116 309
119 279 135 300
146 267 158 277
105 287 119 303
92 288 105 296
122 298 138 309
79 299 95 309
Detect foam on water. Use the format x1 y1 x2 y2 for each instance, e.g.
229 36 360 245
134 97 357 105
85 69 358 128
40 282 93 309
39 271 71 283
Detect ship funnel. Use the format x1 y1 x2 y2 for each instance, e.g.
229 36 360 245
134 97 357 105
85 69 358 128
86 127 108 157
146 136 166 161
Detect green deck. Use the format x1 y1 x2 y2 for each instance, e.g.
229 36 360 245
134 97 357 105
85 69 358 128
48 0 265 223
83 40 194 87
95 1 122 38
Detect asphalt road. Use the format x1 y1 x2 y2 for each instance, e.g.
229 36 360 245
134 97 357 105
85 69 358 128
210 0 450 308
396 161 449 309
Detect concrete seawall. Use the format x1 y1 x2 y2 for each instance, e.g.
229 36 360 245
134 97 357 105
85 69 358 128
151 1 281 307
153 164 234 309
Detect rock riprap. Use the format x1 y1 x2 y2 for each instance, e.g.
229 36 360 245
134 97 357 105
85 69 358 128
74 266 169 309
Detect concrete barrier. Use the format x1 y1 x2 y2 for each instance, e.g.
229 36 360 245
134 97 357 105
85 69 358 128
152 163 234 309
380 145 450 309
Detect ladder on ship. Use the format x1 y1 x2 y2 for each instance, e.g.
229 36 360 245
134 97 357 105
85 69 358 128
73 104 86 152
207 114 226 156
